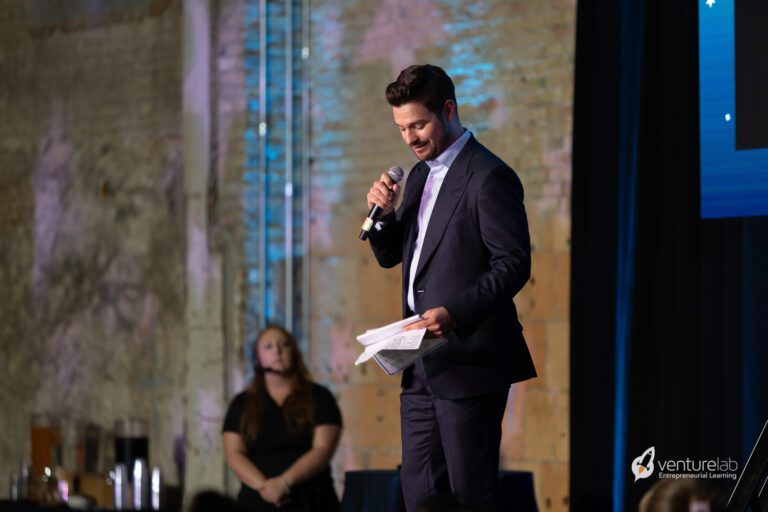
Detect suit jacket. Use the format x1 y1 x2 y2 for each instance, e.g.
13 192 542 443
369 135 536 399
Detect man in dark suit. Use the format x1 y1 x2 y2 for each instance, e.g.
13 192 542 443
365 64 536 511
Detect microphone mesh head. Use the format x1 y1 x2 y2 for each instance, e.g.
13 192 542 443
387 166 405 183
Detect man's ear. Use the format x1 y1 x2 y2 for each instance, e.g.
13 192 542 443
443 99 457 122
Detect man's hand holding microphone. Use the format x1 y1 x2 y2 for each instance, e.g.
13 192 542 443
361 165 454 338
359 166 404 240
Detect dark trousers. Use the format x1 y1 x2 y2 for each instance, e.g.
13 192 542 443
399 363 508 512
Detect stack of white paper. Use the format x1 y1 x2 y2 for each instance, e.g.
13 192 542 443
355 315 449 375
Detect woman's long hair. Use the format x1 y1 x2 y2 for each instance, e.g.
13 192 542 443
240 325 315 444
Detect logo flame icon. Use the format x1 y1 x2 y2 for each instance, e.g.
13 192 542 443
631 446 656 482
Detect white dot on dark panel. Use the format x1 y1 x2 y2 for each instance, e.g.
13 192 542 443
725 113 731 122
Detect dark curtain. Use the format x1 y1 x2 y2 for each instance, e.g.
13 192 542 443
571 1 768 511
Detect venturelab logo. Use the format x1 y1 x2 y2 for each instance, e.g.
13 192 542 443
631 446 739 482
631 447 656 482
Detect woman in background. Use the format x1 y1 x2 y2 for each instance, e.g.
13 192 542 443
223 325 342 511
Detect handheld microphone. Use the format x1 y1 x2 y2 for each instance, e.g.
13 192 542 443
359 166 405 241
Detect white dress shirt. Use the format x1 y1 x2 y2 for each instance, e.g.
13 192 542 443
407 129 472 312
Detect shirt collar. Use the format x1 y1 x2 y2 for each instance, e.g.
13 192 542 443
425 129 471 171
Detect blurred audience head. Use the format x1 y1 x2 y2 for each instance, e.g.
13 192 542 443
416 493 481 512
639 479 725 512
188 490 246 512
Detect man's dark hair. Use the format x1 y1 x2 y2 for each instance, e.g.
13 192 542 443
385 64 457 113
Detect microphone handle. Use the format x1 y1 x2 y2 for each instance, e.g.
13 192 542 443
359 204 383 241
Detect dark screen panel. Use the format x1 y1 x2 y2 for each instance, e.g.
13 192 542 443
735 0 768 150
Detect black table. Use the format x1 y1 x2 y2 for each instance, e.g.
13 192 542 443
340 469 538 512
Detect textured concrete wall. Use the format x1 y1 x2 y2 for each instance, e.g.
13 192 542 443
0 0 185 490
0 0 573 508
182 0 229 501
307 1 574 509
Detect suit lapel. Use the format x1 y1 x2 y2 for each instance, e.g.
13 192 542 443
413 136 477 280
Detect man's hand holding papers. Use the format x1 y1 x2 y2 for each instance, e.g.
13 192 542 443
355 315 450 375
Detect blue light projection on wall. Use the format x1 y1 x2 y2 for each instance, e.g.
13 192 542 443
243 0 308 350
699 0 768 218
441 3 499 122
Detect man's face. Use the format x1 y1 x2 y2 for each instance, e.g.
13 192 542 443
392 101 453 161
